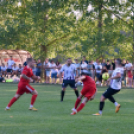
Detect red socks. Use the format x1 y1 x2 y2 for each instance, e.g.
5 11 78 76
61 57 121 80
31 95 37 105
75 97 81 109
7 97 17 107
77 103 85 112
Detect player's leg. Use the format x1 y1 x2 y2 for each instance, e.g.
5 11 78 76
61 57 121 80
71 97 88 115
70 80 79 97
29 90 38 110
61 80 68 102
5 94 21 110
25 84 38 110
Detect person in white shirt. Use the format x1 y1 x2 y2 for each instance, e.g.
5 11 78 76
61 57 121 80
95 62 102 84
1 63 7 76
43 58 51 83
56 61 62 84
125 60 133 87
7 56 15 76
81 61 88 73
50 60 58 84
60 58 79 102
18 64 23 76
12 63 19 76
93 58 122 116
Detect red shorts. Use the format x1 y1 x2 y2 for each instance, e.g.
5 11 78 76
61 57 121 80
81 86 96 100
16 83 35 95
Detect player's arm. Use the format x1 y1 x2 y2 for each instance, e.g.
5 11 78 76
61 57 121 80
76 76 86 82
21 74 31 81
111 72 121 79
31 75 41 81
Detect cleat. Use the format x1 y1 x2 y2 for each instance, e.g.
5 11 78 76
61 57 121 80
29 107 38 111
71 108 76 112
71 111 77 115
115 104 121 113
92 113 102 116
5 108 10 111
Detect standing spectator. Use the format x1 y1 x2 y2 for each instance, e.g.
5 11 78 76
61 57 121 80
122 59 126 67
12 63 19 76
87 60 94 78
1 63 7 77
56 61 62 84
7 56 15 77
81 56 88 64
23 60 27 67
81 61 88 73
50 60 58 84
36 59 42 83
105 60 111 70
112 59 116 70
75 59 81 76
44 58 51 83
18 64 23 76
93 59 99 66
101 59 106 67
99 66 108 86
125 60 133 87
108 65 113 77
95 61 102 84
0 64 1 76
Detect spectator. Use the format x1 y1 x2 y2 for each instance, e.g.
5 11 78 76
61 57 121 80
44 58 51 83
105 60 111 70
93 59 99 66
23 61 27 66
81 61 88 73
87 60 94 78
1 63 7 77
50 60 58 84
56 61 62 84
95 61 102 83
81 56 88 64
125 60 133 87
18 64 23 76
101 59 106 67
99 66 108 86
112 59 116 70
7 56 15 77
36 59 42 83
122 59 126 67
75 59 81 76
12 63 19 76
108 65 113 77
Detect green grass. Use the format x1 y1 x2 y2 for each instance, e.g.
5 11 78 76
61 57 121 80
0 83 134 134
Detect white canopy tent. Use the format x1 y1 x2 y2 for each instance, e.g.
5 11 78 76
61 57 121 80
0 50 32 65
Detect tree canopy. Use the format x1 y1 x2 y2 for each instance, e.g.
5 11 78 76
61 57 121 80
0 0 134 61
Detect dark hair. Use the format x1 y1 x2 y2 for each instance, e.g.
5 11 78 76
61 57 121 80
116 58 122 65
81 72 89 76
27 58 33 63
56 61 60 65
107 60 109 62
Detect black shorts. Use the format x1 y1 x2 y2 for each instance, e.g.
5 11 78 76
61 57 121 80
36 71 41 76
7 69 12 73
62 80 76 89
103 87 120 98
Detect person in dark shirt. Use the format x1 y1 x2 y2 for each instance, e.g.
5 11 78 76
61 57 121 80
112 59 116 70
106 60 111 70
122 59 126 67
81 56 88 64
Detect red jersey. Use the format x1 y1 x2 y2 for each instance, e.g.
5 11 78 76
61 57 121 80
19 66 34 84
82 76 96 89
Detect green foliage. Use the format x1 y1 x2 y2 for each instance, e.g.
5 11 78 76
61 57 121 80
0 0 134 61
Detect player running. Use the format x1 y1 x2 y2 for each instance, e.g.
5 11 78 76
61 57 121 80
93 58 122 116
71 72 97 115
60 58 79 102
5 58 40 111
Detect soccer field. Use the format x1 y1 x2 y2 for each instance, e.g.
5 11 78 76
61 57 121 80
0 84 134 134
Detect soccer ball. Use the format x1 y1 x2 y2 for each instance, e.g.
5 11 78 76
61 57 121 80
102 73 109 81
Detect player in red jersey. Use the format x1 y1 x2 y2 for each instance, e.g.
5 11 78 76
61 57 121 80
71 72 97 115
5 58 40 111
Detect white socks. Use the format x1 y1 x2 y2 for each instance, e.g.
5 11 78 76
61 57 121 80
30 105 33 108
99 110 102 115
114 102 119 107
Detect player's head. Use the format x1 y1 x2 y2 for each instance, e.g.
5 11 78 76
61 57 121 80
115 58 122 66
67 58 72 66
81 72 89 76
27 58 34 67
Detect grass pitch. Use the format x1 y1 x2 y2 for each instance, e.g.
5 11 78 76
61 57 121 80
0 83 134 134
